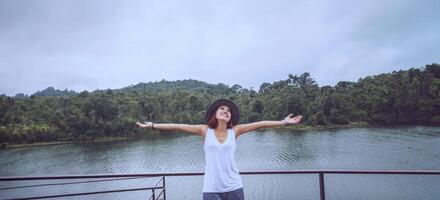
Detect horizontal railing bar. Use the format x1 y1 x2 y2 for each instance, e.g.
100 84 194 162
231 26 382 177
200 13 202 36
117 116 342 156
1 186 164 200
0 177 145 191
0 173 202 181
240 170 440 175
1 170 439 181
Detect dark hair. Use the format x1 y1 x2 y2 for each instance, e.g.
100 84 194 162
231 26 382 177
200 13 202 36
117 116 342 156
207 107 233 129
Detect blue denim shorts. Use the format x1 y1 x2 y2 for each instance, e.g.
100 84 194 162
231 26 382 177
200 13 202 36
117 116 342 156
203 188 244 200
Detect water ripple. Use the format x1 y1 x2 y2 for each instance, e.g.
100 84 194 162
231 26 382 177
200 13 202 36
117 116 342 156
1 126 440 200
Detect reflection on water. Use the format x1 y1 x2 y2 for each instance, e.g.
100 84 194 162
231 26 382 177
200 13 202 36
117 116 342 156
0 126 439 199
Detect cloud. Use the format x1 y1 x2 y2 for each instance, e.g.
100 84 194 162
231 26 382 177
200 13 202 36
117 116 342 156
0 0 439 95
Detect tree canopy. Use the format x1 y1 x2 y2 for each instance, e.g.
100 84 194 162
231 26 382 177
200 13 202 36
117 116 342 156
1 64 438 144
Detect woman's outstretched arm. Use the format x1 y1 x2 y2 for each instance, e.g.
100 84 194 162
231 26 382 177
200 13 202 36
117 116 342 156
136 121 207 136
234 114 302 137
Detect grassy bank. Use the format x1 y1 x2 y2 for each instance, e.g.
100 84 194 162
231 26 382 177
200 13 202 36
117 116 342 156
268 121 369 132
1 122 371 149
2 141 74 149
1 136 133 149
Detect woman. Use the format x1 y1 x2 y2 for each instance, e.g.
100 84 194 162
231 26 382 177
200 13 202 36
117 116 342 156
136 99 302 200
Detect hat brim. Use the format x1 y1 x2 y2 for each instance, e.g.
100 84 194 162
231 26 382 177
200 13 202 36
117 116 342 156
204 99 240 125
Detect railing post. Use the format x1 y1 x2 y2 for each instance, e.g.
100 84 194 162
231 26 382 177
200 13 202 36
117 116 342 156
163 176 166 200
319 172 325 200
152 189 155 200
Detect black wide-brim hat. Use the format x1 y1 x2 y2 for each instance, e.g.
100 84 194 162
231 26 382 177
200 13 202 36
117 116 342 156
204 99 240 125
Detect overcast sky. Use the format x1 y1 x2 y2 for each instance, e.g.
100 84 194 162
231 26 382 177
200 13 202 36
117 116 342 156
1 0 439 96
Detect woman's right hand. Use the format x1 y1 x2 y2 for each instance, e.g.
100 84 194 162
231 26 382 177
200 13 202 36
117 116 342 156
136 121 153 128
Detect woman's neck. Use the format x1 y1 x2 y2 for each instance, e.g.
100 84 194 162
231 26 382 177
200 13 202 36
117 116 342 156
215 121 228 131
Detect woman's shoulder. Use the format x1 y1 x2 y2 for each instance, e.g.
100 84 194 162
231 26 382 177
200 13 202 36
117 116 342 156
200 125 209 136
231 125 239 132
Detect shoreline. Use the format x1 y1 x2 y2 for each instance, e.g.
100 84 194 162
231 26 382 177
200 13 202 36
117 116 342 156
3 122 436 149
1 136 133 149
266 121 370 132
2 141 74 149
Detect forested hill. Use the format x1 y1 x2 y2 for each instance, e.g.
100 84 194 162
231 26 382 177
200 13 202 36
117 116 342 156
11 79 234 98
120 79 235 94
0 63 439 145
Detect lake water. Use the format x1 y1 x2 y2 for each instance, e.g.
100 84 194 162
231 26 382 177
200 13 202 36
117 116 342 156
1 126 439 200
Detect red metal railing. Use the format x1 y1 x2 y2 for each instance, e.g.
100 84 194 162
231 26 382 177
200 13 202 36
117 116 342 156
0 176 165 200
1 170 439 200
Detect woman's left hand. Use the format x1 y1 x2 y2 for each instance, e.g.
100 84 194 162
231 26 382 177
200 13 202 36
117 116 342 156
283 114 303 125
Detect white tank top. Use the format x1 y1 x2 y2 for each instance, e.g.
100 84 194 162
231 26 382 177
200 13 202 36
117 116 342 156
203 128 243 193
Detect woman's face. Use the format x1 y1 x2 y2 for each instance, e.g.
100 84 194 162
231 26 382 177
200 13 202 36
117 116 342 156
215 105 231 123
